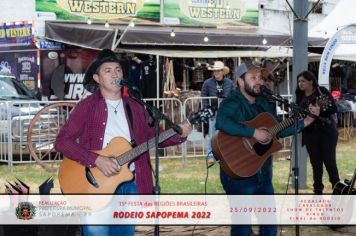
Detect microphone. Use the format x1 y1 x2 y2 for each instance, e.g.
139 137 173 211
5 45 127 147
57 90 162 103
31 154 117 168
114 77 126 86
115 77 142 99
259 85 331 124
260 85 273 97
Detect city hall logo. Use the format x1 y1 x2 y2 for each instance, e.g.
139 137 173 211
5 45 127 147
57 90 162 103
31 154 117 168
15 202 36 220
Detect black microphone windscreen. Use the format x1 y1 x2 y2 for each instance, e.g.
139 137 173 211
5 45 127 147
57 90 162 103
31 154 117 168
260 85 272 97
115 78 126 86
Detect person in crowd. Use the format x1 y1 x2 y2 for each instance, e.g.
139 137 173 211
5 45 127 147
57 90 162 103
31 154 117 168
200 60 234 166
55 49 192 236
295 70 340 195
261 68 277 93
261 68 278 112
215 62 320 236
259 68 279 180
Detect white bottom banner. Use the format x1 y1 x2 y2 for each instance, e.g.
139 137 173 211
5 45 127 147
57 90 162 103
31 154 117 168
0 195 354 225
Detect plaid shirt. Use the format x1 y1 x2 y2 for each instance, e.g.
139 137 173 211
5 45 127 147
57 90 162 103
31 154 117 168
55 90 185 193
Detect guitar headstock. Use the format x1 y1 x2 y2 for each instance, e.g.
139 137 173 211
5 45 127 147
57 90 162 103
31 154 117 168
317 94 333 112
188 106 216 125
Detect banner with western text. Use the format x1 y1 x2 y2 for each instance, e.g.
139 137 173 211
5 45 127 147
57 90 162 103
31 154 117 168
163 0 259 26
35 0 159 23
0 23 33 47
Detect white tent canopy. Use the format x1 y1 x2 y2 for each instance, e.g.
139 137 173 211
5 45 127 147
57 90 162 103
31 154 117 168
309 0 356 38
121 46 292 58
120 46 323 60
309 0 356 61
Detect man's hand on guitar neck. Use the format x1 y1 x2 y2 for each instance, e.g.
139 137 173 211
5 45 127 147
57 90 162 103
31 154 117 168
95 156 120 177
253 128 272 143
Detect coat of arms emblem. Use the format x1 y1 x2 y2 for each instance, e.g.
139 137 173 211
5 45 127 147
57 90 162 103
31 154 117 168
15 202 36 220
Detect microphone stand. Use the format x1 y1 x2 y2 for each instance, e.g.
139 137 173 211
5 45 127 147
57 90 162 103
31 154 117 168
126 86 182 236
261 90 303 235
260 89 328 124
262 93 301 180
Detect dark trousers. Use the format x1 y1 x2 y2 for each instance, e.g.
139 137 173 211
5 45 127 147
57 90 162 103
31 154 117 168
2 226 37 236
38 225 80 236
220 169 277 236
1 225 79 236
303 129 340 193
82 180 137 236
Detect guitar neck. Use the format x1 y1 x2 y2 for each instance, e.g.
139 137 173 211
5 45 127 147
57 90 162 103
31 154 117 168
268 117 295 136
348 169 356 194
115 128 177 166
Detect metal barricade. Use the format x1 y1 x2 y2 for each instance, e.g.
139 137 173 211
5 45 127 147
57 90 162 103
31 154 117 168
142 98 184 160
183 96 218 160
1 101 42 167
0 101 77 169
1 95 294 168
27 101 77 171
277 95 293 156
0 101 11 165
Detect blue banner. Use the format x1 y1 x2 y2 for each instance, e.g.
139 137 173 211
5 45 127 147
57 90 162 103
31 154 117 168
15 52 38 90
0 23 33 47
0 54 16 75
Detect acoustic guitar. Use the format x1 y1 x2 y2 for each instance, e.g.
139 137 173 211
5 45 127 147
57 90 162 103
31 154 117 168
211 93 334 179
211 112 295 178
329 169 356 229
58 107 215 194
333 169 356 195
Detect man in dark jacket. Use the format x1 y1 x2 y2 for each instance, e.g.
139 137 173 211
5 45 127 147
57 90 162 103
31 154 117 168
215 62 319 236
201 61 233 166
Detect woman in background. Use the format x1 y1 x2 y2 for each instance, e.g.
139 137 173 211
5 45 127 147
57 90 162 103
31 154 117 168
295 70 340 194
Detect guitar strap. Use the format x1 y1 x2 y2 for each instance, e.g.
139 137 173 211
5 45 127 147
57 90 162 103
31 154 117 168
126 103 134 130
126 102 136 147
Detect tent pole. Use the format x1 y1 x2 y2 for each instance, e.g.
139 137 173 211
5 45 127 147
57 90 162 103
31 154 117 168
292 0 308 193
287 60 290 96
183 58 187 90
113 24 131 49
233 57 238 80
160 0 164 24
111 29 119 50
156 54 160 101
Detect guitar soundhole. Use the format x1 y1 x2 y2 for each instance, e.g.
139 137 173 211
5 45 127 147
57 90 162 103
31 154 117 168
85 167 100 188
253 140 273 156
